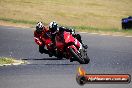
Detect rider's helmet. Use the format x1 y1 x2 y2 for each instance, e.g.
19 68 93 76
36 22 44 34
49 21 59 33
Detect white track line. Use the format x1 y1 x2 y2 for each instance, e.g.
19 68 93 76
125 36 132 37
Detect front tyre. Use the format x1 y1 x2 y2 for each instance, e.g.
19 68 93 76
83 55 90 64
80 49 90 64
69 48 85 64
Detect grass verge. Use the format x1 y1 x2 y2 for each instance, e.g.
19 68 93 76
0 0 132 29
0 57 14 65
0 17 132 36
0 0 132 35
0 17 36 25
0 57 26 66
67 25 132 36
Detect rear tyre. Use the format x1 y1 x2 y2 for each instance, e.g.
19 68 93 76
69 48 85 64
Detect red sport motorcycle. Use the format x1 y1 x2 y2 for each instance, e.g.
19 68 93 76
55 31 90 64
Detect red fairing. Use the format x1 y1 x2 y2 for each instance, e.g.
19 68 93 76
55 31 80 60
74 38 82 49
55 34 64 51
64 31 75 44
64 31 81 49
67 45 78 52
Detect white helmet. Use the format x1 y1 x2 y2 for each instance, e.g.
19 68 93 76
36 22 44 34
49 21 59 33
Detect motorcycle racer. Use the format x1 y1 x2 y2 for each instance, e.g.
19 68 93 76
34 22 54 57
33 21 90 63
49 21 88 49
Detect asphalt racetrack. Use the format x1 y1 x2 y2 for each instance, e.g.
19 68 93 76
0 26 132 88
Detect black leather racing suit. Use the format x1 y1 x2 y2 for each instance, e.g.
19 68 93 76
51 26 83 44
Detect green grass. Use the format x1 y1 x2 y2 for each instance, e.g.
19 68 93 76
0 57 14 65
0 57 27 66
0 17 36 25
0 0 132 35
70 25 132 35
1 17 132 35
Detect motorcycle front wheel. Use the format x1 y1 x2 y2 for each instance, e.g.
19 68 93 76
69 48 86 64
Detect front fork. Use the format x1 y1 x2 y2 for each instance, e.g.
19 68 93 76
66 45 77 59
66 39 83 60
74 39 82 51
